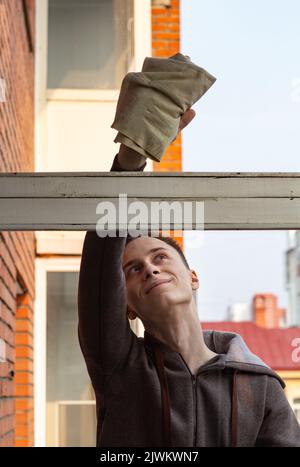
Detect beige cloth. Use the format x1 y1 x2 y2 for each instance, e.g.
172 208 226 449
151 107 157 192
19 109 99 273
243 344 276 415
111 53 216 162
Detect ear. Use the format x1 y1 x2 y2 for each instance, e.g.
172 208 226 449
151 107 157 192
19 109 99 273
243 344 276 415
190 269 200 291
126 305 138 321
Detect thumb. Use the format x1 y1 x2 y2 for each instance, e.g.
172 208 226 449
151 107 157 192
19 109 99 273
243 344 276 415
179 108 196 131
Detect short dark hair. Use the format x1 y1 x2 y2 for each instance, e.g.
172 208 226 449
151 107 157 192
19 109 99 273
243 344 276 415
125 234 190 270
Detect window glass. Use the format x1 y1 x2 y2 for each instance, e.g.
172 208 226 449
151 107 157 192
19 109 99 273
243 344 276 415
48 0 135 89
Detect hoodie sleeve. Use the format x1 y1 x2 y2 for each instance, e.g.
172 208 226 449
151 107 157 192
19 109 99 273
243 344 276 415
77 153 146 392
255 376 300 447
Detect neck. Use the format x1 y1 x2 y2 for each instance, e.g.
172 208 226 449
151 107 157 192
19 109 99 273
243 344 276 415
144 300 218 374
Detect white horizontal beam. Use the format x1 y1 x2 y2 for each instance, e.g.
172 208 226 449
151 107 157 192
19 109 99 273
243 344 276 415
0 172 300 230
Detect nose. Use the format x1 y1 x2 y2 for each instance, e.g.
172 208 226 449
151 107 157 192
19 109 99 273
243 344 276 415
142 262 160 280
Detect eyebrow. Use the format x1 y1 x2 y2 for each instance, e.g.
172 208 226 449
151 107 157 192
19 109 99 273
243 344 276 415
123 247 169 271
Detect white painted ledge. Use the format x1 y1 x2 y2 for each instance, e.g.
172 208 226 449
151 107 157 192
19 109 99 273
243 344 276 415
0 172 300 230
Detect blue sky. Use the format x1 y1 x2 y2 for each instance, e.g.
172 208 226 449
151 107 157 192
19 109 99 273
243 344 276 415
181 0 300 321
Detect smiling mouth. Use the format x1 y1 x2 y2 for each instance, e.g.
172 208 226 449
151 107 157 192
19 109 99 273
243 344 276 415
147 280 172 294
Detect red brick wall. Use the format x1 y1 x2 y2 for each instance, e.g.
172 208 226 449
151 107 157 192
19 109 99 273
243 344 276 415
151 0 183 247
0 0 35 447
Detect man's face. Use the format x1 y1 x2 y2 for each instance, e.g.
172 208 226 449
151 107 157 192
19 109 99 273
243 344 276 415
122 236 198 324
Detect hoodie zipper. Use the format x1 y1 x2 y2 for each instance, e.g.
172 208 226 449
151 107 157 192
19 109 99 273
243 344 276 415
191 375 197 447
177 354 198 447
178 354 222 447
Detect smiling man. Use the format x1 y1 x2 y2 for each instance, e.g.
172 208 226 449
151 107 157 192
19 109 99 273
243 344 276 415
123 235 218 376
78 107 300 447
78 49 300 445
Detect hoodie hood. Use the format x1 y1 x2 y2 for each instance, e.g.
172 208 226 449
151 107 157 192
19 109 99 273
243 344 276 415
202 329 285 388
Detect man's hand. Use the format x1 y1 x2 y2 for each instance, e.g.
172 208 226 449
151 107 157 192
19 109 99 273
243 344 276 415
118 107 196 170
172 107 196 142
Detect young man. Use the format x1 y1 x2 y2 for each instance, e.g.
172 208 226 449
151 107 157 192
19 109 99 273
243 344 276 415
77 109 300 447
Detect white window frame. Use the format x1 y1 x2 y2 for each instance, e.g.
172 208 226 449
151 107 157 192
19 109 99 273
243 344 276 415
1 172 300 230
34 257 80 447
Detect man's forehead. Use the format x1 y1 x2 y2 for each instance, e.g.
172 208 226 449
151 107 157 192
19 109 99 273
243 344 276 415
123 237 172 262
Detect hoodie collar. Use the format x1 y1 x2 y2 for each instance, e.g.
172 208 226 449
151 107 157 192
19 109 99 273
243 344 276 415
144 328 285 387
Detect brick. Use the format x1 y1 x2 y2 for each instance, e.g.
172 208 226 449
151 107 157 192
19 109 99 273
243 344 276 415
0 302 15 329
0 415 15 437
156 152 181 163
15 359 33 372
15 333 33 346
152 24 180 33
167 7 180 15
0 279 17 314
0 362 11 377
0 258 17 297
0 241 16 280
15 346 33 359
0 431 15 447
15 398 34 411
153 162 182 172
0 306 15 330
15 371 34 384
151 8 166 15
15 438 31 447
4 343 15 364
15 319 33 334
152 17 173 25
0 380 15 397
0 322 14 344
0 398 15 417
15 424 31 437
16 306 33 320
16 411 34 424
153 32 180 40
17 294 33 307
15 384 34 397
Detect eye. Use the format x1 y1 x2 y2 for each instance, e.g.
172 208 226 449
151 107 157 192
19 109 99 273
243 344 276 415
129 264 140 274
155 254 166 261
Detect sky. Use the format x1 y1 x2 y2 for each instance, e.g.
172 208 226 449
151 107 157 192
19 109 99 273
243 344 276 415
180 0 300 321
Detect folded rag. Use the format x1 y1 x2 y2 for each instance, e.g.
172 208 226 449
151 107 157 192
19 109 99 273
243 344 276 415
111 53 216 163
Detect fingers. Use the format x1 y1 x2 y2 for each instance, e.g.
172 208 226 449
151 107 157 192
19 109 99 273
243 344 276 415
171 108 196 143
178 108 196 131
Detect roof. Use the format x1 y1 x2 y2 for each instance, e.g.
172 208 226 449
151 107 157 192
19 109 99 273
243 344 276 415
201 321 300 371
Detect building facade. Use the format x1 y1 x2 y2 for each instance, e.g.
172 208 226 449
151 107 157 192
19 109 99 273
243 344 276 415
0 0 35 448
0 0 183 447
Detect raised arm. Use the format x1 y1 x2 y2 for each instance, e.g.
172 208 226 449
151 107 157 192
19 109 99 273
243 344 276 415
77 150 146 391
77 109 196 392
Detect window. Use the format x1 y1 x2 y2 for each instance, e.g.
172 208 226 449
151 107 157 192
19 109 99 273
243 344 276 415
47 0 135 90
46 271 96 446
292 398 300 424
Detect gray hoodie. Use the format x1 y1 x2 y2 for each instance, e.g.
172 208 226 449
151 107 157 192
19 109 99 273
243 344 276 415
77 154 300 447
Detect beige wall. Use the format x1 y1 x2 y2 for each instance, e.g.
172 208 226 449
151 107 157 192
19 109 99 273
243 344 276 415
278 371 300 413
